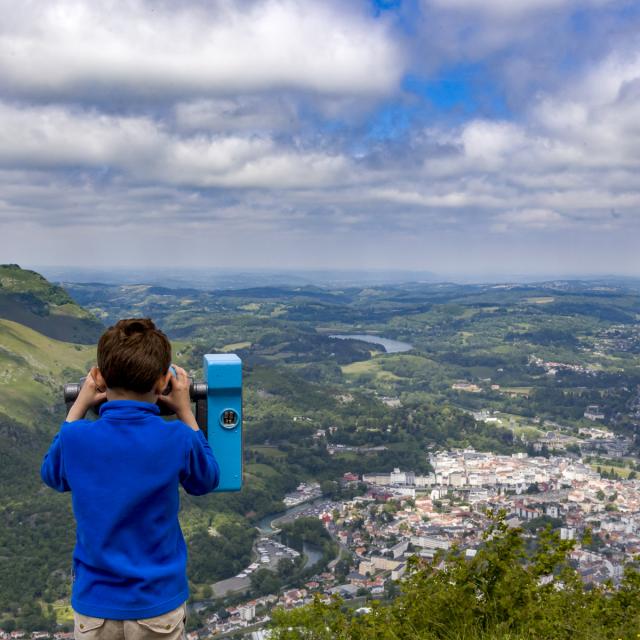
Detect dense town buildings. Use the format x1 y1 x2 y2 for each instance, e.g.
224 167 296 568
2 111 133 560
9 449 640 640
173 447 640 637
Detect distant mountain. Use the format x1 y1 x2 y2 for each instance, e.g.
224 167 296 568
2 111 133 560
36 265 441 290
0 264 103 344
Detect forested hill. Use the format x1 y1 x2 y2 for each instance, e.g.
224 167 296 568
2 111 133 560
0 268 103 630
0 264 103 344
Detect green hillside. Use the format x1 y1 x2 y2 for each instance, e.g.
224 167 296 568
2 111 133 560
0 265 103 344
0 313 95 626
0 319 94 427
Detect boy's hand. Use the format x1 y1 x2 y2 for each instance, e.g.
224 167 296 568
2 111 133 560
157 365 199 431
66 367 107 422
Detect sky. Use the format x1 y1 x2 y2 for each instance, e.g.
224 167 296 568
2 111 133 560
1 0 640 278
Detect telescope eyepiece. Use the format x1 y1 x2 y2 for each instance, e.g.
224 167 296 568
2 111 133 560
63 382 83 407
63 378 208 416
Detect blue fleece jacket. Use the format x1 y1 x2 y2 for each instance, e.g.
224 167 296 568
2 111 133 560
41 400 219 619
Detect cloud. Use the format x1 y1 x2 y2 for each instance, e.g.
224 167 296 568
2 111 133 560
411 0 634 111
0 0 404 101
1 0 640 273
0 101 350 189
426 0 618 18
461 120 526 165
0 102 162 170
367 186 505 209
174 97 300 134
492 208 566 232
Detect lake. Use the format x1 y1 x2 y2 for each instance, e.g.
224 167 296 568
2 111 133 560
329 333 413 353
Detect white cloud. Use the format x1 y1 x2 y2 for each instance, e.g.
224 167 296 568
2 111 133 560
0 101 350 189
414 0 629 99
367 186 505 209
492 208 566 232
0 0 404 100
572 52 640 106
1 0 640 273
426 0 618 18
0 102 163 169
461 120 526 165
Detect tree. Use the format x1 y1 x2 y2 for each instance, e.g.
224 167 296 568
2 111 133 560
277 558 295 580
384 580 399 600
250 569 281 596
201 584 213 599
1 619 16 633
269 510 640 639
334 557 352 582
320 480 338 497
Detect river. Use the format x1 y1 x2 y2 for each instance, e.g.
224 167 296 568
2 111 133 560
329 333 413 353
211 499 330 598
302 542 323 568
255 497 332 570
256 497 332 534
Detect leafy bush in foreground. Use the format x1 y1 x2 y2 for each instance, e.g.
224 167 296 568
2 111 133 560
270 512 640 640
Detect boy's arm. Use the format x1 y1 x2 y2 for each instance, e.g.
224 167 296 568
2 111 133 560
157 365 199 431
66 367 107 422
41 429 71 492
159 365 219 493
180 429 220 495
43 367 103 490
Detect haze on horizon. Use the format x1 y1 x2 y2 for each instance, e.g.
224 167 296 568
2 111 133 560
1 0 639 276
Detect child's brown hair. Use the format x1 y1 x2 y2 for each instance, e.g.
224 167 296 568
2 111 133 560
97 318 171 393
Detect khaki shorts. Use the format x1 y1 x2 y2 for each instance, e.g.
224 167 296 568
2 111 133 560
73 602 187 640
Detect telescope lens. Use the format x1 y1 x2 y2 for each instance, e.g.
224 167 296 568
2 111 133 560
220 409 239 428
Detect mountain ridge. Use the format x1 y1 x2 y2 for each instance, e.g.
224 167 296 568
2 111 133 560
0 264 103 344
0 265 100 428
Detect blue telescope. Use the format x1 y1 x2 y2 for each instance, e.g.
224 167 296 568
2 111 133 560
63 353 243 492
202 354 243 492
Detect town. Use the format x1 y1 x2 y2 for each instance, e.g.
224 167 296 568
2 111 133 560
5 443 640 640
4 434 640 640
150 448 640 637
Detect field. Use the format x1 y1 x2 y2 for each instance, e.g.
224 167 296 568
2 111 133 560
341 358 403 382
221 341 252 352
589 464 633 479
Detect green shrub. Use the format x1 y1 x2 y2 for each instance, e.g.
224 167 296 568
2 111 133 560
270 511 640 640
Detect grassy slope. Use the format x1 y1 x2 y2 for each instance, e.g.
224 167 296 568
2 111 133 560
0 318 93 619
0 319 94 427
0 264 103 344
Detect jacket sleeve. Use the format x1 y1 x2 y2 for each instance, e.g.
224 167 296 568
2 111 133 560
41 428 71 492
180 429 220 495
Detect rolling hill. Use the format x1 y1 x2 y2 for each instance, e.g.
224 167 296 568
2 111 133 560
0 265 101 428
0 318 94 427
0 264 103 344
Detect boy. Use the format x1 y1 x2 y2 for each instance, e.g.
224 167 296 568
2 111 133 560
41 318 219 640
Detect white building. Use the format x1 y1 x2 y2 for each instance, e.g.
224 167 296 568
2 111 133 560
238 604 256 622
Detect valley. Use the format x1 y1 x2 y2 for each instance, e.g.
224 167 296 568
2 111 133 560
2 264 640 635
